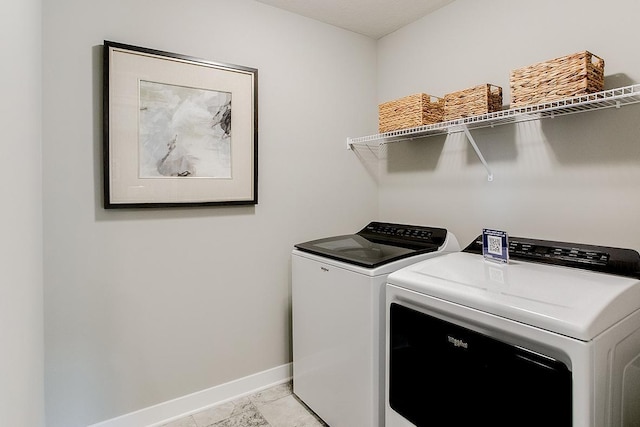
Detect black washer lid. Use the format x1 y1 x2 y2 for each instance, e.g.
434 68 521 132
294 222 449 268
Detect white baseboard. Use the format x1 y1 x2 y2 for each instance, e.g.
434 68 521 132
88 363 292 427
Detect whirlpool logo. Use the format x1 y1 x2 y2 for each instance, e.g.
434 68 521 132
447 335 469 349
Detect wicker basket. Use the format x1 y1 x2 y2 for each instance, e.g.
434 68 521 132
444 84 503 121
378 93 444 133
510 51 605 108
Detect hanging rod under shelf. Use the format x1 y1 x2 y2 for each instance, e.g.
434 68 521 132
347 83 640 149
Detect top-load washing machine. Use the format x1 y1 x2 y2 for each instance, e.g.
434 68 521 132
292 222 459 427
385 234 640 427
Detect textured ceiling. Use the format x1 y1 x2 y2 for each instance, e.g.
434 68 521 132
253 0 455 39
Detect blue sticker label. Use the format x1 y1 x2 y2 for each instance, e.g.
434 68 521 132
482 229 509 264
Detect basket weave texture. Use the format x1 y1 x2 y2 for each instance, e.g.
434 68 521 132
510 51 605 108
378 93 444 133
444 84 503 121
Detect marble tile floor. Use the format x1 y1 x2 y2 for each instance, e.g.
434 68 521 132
160 381 329 427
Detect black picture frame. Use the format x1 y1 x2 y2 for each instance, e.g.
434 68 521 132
103 41 258 208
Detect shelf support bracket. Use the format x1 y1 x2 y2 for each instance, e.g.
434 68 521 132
460 125 494 182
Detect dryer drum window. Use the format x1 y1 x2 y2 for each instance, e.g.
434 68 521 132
388 303 572 427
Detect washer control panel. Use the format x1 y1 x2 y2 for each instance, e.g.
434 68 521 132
360 222 447 246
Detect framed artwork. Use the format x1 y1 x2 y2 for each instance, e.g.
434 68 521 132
103 41 258 208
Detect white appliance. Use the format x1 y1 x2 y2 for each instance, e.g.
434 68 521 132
292 222 459 427
385 235 640 427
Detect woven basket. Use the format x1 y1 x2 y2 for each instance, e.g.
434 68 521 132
378 93 444 133
510 51 605 108
444 84 503 121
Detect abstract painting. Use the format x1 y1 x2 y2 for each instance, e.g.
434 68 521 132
139 81 232 179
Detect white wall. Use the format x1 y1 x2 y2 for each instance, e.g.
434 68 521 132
377 0 640 249
0 0 45 426
42 1 377 426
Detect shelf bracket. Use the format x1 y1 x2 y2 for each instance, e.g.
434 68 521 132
460 125 494 182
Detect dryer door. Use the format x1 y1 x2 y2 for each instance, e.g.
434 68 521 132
388 303 572 427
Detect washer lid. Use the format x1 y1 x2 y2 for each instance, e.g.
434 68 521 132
294 222 450 268
387 251 640 341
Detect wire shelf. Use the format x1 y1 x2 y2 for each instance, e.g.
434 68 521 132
347 84 640 148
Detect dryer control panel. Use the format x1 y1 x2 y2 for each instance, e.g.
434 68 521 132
509 241 609 266
464 235 640 278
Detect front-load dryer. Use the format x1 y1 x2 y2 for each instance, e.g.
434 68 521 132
386 235 640 427
292 222 459 427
